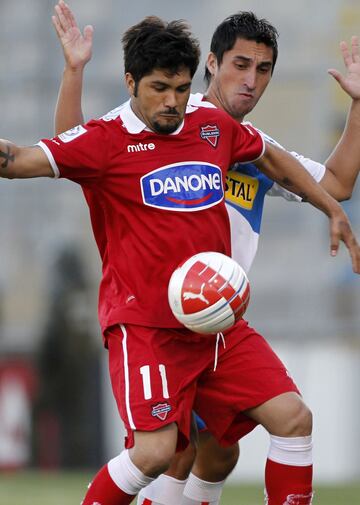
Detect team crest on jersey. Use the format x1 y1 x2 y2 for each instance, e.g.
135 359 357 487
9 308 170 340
151 402 172 421
141 162 224 212
200 124 220 147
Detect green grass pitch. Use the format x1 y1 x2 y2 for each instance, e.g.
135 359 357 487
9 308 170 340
0 471 359 504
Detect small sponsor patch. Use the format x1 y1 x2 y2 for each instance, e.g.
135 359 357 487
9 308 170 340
59 125 87 143
283 493 314 504
225 171 259 210
200 124 220 147
151 402 172 421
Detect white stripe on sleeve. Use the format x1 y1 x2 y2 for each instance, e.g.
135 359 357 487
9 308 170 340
36 141 60 178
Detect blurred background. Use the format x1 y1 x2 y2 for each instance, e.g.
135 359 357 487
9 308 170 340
0 0 359 497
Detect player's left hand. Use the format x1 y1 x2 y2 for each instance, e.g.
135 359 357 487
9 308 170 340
328 36 360 99
329 207 360 274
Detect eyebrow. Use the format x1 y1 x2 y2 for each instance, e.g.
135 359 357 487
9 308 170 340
150 80 192 88
233 55 273 67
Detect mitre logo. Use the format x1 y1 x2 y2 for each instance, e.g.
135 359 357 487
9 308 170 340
141 162 224 211
127 142 156 153
200 124 220 147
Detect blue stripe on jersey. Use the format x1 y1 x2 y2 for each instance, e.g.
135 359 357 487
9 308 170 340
225 162 274 233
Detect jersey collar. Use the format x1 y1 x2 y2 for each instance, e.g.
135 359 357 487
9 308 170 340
188 92 216 109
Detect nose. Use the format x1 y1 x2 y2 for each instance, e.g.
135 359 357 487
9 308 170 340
244 68 257 90
163 91 178 109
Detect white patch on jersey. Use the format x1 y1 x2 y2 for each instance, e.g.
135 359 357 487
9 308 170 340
59 125 87 143
101 104 125 121
226 202 259 273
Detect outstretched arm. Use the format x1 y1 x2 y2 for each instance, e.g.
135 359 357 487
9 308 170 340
0 140 53 179
52 0 93 134
320 36 360 200
256 141 360 273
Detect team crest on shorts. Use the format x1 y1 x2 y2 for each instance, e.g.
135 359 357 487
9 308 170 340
200 124 220 148
151 402 172 421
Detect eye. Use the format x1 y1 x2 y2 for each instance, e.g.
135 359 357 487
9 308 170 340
177 84 191 93
258 65 272 74
153 85 167 92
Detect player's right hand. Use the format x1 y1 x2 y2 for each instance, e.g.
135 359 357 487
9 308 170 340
328 36 360 100
329 206 360 274
52 0 93 71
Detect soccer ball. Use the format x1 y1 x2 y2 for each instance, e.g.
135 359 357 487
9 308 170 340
168 251 250 334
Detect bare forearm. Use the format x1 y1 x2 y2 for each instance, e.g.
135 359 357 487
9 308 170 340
323 98 360 199
55 66 85 135
0 139 53 178
0 140 19 178
256 143 341 218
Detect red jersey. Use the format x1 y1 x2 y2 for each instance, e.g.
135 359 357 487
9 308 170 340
39 101 264 331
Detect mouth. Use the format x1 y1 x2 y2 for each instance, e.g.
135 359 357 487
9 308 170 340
159 114 180 119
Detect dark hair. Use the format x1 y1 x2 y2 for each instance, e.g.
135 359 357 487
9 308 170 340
204 11 279 85
122 16 200 84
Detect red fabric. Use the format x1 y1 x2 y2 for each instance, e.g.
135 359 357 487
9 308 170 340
82 464 135 505
106 322 299 450
193 329 299 445
40 105 263 333
265 459 313 504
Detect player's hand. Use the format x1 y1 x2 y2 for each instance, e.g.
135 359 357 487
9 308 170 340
52 0 93 71
328 36 360 100
329 207 360 274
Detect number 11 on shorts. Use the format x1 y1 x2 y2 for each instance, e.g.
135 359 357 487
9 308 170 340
140 364 170 400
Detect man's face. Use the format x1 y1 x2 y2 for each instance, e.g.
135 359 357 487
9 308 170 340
126 67 192 134
206 38 274 122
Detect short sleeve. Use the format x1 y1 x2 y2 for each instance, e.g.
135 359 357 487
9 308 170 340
37 119 110 184
230 120 265 164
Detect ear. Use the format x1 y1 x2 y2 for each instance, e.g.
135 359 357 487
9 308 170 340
125 72 136 96
206 52 218 76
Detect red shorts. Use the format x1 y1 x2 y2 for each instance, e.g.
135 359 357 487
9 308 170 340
106 320 299 449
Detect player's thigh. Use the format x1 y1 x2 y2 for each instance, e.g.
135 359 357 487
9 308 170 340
245 391 312 436
194 321 300 443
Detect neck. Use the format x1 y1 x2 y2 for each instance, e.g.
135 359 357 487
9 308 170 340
204 87 245 123
130 98 147 126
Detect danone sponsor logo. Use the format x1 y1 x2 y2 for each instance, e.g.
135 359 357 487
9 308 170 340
141 162 223 211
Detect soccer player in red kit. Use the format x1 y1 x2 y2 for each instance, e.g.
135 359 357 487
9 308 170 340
51 4 360 504
1 14 360 505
